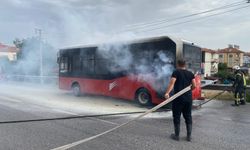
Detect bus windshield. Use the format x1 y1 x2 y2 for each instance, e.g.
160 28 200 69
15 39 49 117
183 43 202 74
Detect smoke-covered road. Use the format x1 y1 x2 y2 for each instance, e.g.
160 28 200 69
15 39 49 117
0 82 250 150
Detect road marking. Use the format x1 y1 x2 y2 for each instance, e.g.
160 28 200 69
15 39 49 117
222 117 232 121
52 109 79 116
0 96 22 103
53 109 118 125
89 117 118 125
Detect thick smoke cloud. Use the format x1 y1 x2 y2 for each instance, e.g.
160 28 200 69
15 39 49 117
97 41 174 92
1 37 57 83
97 43 133 73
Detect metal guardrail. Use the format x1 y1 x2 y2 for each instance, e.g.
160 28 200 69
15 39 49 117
202 84 250 90
2 75 58 84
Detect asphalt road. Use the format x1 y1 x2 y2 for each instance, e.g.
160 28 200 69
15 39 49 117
0 82 250 150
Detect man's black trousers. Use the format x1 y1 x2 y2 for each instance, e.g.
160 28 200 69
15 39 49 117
172 99 192 126
234 87 244 100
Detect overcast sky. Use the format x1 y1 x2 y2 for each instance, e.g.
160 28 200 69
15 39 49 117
0 0 249 51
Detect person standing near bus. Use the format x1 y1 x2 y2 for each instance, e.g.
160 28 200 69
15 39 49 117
165 59 196 141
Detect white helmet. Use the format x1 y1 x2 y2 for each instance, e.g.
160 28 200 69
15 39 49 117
233 65 240 70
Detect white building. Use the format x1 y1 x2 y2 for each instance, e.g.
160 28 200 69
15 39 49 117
0 43 19 61
202 48 219 77
217 45 244 68
243 52 250 67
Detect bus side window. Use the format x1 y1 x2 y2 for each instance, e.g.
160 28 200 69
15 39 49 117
60 57 68 73
57 52 60 64
82 59 95 74
81 49 95 75
72 55 81 71
95 59 110 76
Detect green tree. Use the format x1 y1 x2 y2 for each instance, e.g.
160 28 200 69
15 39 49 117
13 38 24 60
13 38 24 48
218 63 227 70
215 63 232 82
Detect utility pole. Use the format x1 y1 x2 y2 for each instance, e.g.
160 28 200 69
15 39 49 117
35 28 43 84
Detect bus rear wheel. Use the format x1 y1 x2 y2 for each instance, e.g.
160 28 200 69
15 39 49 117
136 88 152 106
72 83 81 97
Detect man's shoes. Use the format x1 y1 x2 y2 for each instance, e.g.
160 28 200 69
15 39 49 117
231 100 240 106
186 124 192 142
186 136 192 142
231 103 239 106
240 100 246 105
170 134 179 141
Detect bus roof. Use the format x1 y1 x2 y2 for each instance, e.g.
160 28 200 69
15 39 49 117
60 36 199 50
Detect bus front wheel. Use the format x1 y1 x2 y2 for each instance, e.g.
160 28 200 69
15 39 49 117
72 83 81 97
136 88 152 106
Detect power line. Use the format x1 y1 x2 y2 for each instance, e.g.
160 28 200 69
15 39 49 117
121 0 248 32
126 1 246 29
134 4 250 33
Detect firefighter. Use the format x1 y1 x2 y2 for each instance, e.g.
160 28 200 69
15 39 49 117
232 66 246 106
241 71 247 105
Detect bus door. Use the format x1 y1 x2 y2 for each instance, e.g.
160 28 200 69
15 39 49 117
93 58 114 95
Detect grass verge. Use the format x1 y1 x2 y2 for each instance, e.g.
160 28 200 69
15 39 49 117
203 90 250 102
203 90 232 101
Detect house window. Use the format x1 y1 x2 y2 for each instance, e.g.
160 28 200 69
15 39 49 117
219 54 223 63
228 54 233 66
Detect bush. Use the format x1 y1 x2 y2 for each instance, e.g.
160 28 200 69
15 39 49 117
214 63 233 82
246 77 250 102
246 90 250 103
246 78 250 85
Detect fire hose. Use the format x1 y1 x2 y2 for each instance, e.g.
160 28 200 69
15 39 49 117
197 83 239 108
196 90 226 108
52 80 218 150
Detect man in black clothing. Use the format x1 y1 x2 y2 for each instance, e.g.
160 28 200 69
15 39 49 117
165 59 196 141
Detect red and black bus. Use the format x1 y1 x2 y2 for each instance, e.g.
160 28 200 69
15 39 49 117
58 36 202 105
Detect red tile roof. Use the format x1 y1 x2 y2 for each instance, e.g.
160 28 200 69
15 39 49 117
0 43 19 53
217 47 244 53
202 48 217 54
244 52 250 57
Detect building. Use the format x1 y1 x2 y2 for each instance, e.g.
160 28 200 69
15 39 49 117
0 43 19 61
243 52 250 67
202 48 219 77
217 44 244 68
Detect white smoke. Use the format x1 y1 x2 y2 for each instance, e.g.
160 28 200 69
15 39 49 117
155 51 175 78
1 37 57 84
97 41 174 92
97 43 133 73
